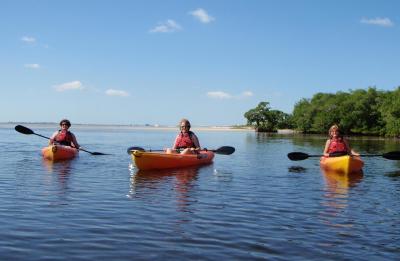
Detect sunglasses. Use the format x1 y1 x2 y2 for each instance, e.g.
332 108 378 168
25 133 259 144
180 125 190 128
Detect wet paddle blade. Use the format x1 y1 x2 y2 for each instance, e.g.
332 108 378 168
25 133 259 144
15 125 34 135
88 151 110 155
127 146 145 154
287 152 309 161
213 146 235 155
382 151 400 160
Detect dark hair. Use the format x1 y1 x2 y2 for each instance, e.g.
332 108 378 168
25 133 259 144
59 119 71 127
180 118 191 128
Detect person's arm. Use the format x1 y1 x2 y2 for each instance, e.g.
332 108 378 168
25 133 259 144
345 139 359 156
350 149 359 156
49 131 58 145
71 133 80 149
344 139 351 154
192 134 201 149
172 134 179 150
323 140 330 157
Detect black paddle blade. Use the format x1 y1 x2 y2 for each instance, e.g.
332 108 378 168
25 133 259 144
287 152 309 161
88 151 110 155
127 146 145 154
15 125 34 135
213 146 235 155
382 151 400 160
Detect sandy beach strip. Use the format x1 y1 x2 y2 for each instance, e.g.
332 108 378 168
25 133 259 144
2 122 254 132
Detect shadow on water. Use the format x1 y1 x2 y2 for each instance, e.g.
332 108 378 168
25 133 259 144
288 166 308 173
384 170 400 178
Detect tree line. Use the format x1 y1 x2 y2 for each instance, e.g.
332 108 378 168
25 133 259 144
244 87 400 137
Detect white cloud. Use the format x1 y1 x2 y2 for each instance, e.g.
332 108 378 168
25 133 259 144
207 90 254 99
24 64 40 69
21 36 36 43
105 89 129 97
54 81 83 92
241 91 253 97
149 19 182 33
189 8 215 24
207 91 232 99
360 17 394 27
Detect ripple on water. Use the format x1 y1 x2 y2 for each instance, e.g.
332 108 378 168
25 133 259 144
1 128 400 260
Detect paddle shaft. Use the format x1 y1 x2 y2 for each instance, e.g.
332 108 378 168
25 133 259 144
360 154 387 157
15 125 109 155
127 146 235 155
33 133 51 140
288 151 400 161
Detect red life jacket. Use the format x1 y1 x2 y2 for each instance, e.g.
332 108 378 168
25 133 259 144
55 130 73 146
327 138 348 154
175 131 195 149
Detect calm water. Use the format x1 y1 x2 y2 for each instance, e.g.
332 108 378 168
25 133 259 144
1 125 399 260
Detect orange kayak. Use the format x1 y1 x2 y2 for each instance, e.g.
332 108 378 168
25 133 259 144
131 150 214 170
42 145 79 161
320 155 364 174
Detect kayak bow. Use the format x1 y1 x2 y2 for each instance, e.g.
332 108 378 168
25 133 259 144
42 145 79 161
320 155 364 174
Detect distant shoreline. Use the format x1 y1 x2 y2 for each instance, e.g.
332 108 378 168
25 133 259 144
1 122 254 132
5 122 398 139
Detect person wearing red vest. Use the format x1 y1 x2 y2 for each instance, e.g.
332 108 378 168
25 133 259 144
166 118 200 154
49 119 81 148
323 124 359 157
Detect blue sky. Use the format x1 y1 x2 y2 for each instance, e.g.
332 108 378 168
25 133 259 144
1 0 399 126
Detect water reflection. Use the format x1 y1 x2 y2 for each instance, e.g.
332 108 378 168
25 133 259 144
129 166 200 213
320 169 363 228
322 169 363 197
42 159 73 192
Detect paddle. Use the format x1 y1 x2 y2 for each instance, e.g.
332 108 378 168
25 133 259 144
127 146 235 155
15 125 110 155
287 151 400 161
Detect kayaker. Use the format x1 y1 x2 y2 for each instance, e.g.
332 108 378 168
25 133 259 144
323 124 359 157
49 119 81 149
166 118 201 154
